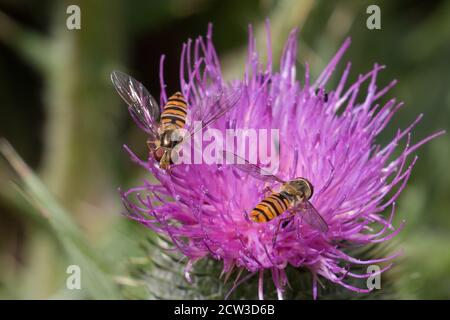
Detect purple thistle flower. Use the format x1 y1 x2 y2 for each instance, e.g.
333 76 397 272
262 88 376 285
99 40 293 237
121 22 444 299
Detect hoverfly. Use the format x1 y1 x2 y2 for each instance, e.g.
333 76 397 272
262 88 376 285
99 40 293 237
111 71 241 170
224 152 328 244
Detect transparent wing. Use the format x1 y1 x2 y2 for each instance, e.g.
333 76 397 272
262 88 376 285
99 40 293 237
221 151 285 184
294 200 328 233
111 71 160 139
188 86 242 137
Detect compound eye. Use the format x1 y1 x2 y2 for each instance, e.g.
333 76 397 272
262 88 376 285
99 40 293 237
306 183 314 199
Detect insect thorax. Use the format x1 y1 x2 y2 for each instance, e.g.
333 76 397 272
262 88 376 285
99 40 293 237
282 178 314 200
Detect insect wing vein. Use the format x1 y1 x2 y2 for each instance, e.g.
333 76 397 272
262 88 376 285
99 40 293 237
188 86 242 137
296 200 328 233
111 71 160 139
221 151 284 184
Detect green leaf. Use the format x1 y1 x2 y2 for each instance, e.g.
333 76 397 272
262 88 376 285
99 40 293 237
0 139 121 299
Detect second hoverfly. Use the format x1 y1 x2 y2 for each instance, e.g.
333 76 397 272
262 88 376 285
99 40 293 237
111 71 241 170
224 152 328 244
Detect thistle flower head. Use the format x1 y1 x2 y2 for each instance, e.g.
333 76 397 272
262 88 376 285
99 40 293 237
121 22 443 299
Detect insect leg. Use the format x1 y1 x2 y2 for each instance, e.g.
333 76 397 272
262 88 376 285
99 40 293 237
146 139 157 152
272 214 294 247
243 210 251 222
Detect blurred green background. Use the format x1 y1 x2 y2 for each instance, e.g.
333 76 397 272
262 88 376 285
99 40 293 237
0 0 449 299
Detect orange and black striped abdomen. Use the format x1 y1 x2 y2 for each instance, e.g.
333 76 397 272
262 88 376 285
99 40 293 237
250 192 291 223
161 92 188 130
